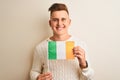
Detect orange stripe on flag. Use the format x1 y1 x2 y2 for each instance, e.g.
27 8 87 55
66 41 74 59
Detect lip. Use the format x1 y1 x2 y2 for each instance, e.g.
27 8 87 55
56 26 65 31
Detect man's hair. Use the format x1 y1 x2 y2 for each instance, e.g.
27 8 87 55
48 3 69 15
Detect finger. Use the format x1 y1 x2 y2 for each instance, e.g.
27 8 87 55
73 50 84 55
73 46 79 50
73 51 85 59
75 46 84 51
39 73 52 80
73 49 80 55
74 48 85 54
40 72 52 77
41 74 52 80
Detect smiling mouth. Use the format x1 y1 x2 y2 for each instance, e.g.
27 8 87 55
56 26 65 31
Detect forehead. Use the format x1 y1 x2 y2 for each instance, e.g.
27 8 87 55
51 10 69 18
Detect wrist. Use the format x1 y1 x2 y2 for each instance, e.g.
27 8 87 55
80 61 88 69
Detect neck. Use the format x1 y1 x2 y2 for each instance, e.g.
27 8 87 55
50 34 71 41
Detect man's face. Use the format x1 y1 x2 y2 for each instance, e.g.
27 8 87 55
49 10 71 36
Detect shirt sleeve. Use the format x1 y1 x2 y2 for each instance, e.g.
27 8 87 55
30 46 43 80
79 41 94 80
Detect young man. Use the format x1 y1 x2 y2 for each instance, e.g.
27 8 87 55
30 3 94 80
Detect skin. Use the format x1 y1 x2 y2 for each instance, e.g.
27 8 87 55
49 10 71 41
37 72 52 80
37 10 87 80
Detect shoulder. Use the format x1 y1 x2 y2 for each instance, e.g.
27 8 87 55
35 38 49 50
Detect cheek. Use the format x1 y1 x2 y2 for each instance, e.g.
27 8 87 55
50 23 56 29
49 21 55 26
64 22 70 27
65 20 70 25
51 22 57 27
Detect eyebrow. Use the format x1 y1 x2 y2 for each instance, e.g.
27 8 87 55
51 17 66 19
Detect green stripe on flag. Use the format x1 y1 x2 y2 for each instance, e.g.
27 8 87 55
48 41 57 59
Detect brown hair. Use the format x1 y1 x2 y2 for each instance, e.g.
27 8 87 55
48 3 69 15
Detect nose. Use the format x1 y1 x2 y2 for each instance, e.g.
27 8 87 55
57 20 63 26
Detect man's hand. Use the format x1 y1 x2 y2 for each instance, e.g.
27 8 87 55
73 46 87 69
37 72 53 80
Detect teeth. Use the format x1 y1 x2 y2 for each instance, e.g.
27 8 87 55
57 27 63 30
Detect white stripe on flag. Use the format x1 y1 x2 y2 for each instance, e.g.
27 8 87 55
56 41 66 59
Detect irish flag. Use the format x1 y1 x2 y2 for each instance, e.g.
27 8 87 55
48 41 75 60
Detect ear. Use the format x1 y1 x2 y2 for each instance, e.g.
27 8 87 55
69 19 71 24
49 20 51 27
69 19 71 25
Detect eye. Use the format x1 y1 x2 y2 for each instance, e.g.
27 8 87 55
51 18 58 22
62 18 66 22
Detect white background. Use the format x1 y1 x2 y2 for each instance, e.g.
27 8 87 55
0 0 120 80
